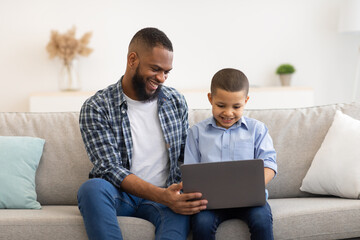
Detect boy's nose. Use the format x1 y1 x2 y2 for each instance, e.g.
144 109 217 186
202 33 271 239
223 109 233 116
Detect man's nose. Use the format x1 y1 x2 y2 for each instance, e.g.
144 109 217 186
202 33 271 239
156 72 167 83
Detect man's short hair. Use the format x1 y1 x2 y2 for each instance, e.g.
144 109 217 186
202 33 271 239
210 68 249 96
129 27 173 52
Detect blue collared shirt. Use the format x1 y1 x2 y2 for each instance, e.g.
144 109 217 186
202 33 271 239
79 77 188 189
184 116 277 174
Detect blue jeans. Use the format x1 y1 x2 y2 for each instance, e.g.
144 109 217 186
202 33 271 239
77 178 190 240
191 202 273 240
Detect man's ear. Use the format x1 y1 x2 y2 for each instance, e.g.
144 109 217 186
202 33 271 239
127 52 138 69
207 93 212 105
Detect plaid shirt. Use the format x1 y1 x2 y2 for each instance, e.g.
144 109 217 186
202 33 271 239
79 78 189 189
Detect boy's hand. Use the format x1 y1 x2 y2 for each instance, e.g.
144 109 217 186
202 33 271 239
162 182 208 215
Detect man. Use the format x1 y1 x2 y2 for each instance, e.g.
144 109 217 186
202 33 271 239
77 28 207 240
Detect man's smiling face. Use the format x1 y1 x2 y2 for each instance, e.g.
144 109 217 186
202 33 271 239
132 46 173 101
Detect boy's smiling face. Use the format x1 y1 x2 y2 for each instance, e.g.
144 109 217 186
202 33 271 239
208 88 249 129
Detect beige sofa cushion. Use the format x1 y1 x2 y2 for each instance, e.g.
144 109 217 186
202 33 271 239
1 198 359 240
0 206 155 240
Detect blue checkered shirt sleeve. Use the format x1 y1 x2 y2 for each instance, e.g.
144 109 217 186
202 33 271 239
79 93 132 189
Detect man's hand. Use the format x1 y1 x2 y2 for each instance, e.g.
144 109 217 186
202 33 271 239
121 175 207 215
161 182 208 215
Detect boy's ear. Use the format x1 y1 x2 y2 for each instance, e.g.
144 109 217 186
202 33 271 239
207 93 212 105
245 96 249 104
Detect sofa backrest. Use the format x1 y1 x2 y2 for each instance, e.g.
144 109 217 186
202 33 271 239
189 102 360 198
0 112 92 205
1 102 359 204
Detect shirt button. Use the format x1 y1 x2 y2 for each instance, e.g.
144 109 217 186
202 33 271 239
122 110 126 114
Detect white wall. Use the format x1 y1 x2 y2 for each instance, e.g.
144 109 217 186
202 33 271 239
1 0 360 112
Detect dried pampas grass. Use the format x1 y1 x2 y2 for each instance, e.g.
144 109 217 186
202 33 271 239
46 26 93 65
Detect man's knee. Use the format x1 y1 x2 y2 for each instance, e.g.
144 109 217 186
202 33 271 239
78 178 114 204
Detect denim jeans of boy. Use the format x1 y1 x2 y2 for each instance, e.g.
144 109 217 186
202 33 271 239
191 202 273 240
77 178 190 240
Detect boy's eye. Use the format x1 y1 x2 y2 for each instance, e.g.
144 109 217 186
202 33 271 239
216 104 224 108
233 106 241 109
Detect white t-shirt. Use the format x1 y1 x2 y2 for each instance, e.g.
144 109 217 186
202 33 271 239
124 95 169 187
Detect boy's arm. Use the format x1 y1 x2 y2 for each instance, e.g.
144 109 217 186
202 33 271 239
254 123 277 178
264 167 275 185
184 127 200 164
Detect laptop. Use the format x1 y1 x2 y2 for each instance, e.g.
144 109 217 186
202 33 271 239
180 159 265 209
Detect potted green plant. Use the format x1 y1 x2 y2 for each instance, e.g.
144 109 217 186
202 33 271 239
276 64 296 86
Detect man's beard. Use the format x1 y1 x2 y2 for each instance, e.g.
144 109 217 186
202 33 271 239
132 67 162 102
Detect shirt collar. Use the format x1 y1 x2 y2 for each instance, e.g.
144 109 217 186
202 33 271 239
158 87 170 106
207 116 249 131
117 76 127 107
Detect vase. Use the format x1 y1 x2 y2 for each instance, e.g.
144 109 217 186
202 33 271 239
59 59 80 91
279 74 292 86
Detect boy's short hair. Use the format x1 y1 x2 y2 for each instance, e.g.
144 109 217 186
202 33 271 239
129 27 173 52
210 68 249 96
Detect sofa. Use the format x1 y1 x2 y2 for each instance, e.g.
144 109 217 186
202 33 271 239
1 102 360 240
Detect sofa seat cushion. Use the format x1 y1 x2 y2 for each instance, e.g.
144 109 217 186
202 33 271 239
269 198 360 240
0 206 155 240
210 198 360 240
1 198 359 240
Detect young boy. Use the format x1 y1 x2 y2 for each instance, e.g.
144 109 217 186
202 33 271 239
184 68 277 240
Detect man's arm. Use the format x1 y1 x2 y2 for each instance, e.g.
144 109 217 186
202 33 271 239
79 100 132 189
121 174 207 215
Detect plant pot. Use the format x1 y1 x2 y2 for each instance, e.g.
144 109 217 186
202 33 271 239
279 74 292 86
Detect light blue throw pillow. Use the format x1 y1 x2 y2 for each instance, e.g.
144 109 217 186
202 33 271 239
0 136 45 209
